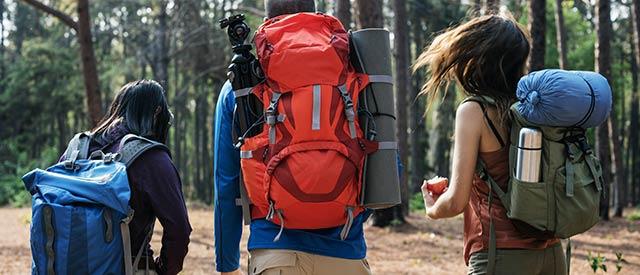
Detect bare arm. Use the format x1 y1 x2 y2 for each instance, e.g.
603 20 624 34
425 102 484 219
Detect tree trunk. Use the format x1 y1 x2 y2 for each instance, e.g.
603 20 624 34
595 0 613 221
486 0 500 14
410 14 427 193
554 0 568 69
356 0 383 29
431 87 455 178
21 0 104 126
528 0 546 72
76 0 103 126
393 0 410 218
335 0 352 29
153 2 170 92
56 111 68 156
0 0 5 90
630 0 640 208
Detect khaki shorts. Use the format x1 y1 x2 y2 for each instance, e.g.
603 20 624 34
248 249 372 275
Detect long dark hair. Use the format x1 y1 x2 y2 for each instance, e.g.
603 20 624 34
92 80 172 143
413 13 531 123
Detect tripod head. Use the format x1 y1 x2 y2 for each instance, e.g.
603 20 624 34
219 14 251 48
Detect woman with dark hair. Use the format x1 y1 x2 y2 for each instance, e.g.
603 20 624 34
83 80 191 275
414 15 565 274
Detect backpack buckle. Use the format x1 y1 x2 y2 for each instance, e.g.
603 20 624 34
64 150 80 170
577 136 593 155
103 153 121 164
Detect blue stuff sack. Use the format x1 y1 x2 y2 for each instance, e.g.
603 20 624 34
516 69 612 128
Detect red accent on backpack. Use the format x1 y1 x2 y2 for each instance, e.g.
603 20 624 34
240 13 377 232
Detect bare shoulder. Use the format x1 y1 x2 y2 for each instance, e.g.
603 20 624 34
456 101 485 124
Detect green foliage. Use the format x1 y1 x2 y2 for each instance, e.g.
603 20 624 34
410 192 426 212
627 210 640 222
615 252 625 273
0 143 59 207
587 251 607 273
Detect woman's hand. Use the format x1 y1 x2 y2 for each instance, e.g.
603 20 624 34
421 177 448 218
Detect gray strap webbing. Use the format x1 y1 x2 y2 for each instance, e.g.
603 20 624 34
377 141 398 150
121 210 134 275
273 210 285 242
339 207 355 240
238 175 252 225
63 132 92 169
486 173 497 275
233 87 252 98
312 85 322 130
337 85 357 138
368 74 394 85
476 159 503 275
43 205 55 275
585 156 603 191
240 151 253 159
103 209 114 242
267 93 282 144
565 158 575 197
132 222 155 272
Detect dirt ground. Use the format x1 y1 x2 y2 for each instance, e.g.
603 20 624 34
1 207 638 275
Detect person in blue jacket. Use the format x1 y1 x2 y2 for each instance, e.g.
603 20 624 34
213 2 374 274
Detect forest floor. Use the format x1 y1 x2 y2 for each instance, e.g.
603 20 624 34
1 206 638 275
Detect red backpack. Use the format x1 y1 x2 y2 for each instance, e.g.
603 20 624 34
238 13 382 240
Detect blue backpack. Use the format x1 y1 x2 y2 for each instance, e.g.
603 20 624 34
22 133 169 275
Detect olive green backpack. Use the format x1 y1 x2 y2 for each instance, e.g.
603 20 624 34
464 96 604 274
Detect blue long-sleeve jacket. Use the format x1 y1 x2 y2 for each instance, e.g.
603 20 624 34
213 82 370 272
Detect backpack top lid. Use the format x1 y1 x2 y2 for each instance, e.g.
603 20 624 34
254 12 350 92
22 156 131 215
516 69 612 128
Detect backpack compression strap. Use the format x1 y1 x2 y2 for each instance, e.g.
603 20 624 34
62 132 93 169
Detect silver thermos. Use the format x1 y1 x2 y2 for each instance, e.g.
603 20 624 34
515 127 543 182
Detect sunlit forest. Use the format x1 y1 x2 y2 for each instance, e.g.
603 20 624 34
0 0 639 273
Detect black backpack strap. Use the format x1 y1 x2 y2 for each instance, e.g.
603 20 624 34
62 132 93 169
118 134 171 167
462 96 506 148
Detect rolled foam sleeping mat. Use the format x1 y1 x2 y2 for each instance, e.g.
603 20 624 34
351 29 401 209
516 69 612 128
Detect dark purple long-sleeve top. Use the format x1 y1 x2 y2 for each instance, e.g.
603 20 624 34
64 124 192 275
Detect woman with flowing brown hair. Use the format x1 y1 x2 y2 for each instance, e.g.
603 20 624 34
415 14 566 275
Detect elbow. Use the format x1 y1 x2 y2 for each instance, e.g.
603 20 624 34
450 201 467 216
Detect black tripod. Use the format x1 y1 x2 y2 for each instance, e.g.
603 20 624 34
219 14 265 145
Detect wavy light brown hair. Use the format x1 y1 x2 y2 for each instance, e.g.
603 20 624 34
413 14 531 123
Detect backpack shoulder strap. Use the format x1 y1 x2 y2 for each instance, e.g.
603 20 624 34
462 96 506 148
117 134 170 167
